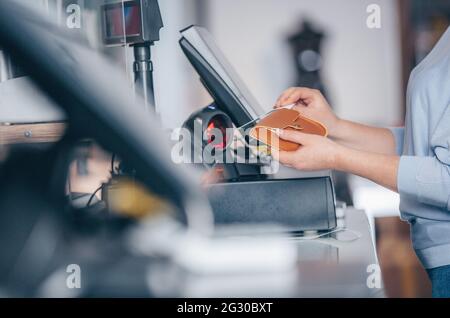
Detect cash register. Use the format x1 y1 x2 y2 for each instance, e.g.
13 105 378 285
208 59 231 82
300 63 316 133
179 25 337 232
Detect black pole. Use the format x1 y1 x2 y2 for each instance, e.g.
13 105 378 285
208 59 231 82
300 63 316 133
133 43 155 111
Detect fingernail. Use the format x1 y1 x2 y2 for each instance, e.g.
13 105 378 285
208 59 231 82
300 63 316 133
274 128 283 136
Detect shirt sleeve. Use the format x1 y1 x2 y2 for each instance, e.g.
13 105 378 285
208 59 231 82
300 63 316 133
388 127 405 155
398 156 450 211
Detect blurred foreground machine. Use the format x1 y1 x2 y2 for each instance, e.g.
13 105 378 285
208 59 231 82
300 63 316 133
0 0 299 297
179 26 337 231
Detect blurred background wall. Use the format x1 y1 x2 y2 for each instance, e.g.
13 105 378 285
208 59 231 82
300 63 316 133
153 0 208 129
22 0 404 130
154 0 403 129
205 0 402 126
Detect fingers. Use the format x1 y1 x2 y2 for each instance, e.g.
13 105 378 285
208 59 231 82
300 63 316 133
292 103 307 114
279 130 311 145
271 149 296 166
274 87 297 107
274 87 317 108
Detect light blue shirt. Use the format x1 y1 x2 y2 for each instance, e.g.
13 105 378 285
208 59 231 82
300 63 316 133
390 27 450 269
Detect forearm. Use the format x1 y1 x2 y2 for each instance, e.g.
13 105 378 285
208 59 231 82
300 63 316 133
334 145 400 192
332 119 397 155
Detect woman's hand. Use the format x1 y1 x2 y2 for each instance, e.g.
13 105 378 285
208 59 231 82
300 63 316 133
274 87 340 138
272 128 400 192
272 129 342 171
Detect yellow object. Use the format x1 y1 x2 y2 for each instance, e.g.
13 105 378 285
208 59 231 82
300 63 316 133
105 177 171 219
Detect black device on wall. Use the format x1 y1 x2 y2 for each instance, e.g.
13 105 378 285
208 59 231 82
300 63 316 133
287 20 328 98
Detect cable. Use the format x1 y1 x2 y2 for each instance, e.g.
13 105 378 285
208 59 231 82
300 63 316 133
86 184 103 208
85 153 116 209
111 153 116 175
291 227 362 242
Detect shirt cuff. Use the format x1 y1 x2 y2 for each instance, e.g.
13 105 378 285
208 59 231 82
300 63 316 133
397 156 420 201
389 127 405 155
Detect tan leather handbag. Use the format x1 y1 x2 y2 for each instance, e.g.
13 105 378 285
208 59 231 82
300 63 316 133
250 108 327 151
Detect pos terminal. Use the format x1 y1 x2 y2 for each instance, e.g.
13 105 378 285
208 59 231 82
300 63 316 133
179 26 337 232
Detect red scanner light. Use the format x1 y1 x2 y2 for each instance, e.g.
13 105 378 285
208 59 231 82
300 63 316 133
205 117 228 149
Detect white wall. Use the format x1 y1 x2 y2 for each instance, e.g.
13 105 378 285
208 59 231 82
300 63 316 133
153 0 212 129
205 0 403 126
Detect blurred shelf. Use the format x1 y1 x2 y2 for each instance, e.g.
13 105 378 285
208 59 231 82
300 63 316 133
0 122 66 145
